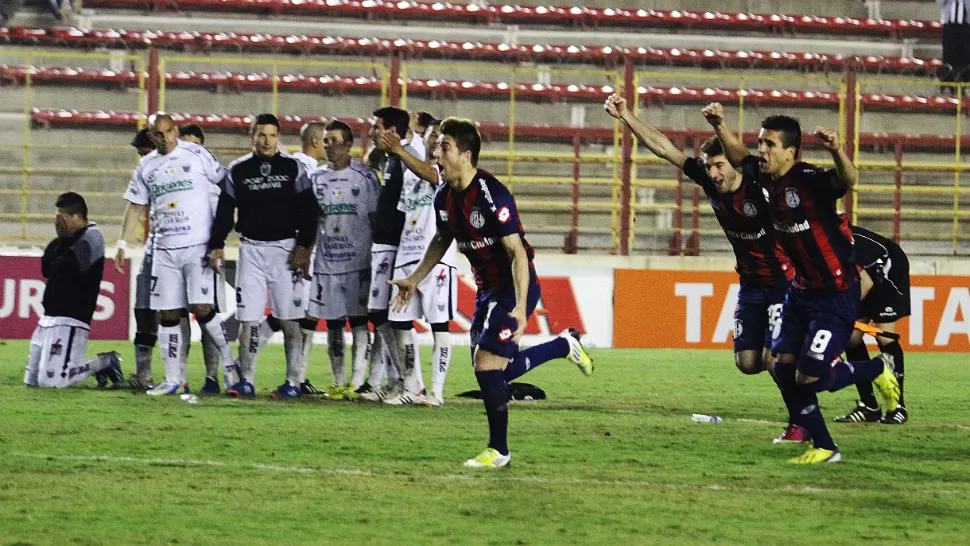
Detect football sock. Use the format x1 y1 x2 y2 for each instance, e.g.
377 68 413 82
394 327 423 393
179 314 192 364
280 320 305 386
200 329 220 381
258 315 283 350
475 369 510 456
366 328 387 387
375 322 403 382
299 318 318 384
503 337 570 382
158 320 183 385
796 388 837 451
824 357 884 393
771 361 801 425
197 310 237 387
326 320 346 386
133 332 156 381
237 321 260 384
431 330 452 395
881 340 905 407
350 324 371 388
844 344 879 408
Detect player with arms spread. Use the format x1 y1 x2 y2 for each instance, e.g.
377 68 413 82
706 103 900 463
604 94 792 377
389 117 594 468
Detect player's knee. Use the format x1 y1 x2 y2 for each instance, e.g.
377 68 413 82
179 308 190 318
369 310 388 326
795 370 820 386
772 360 797 389
431 322 449 333
300 317 319 331
390 320 412 331
266 314 283 332
348 316 369 328
325 319 345 332
734 352 764 375
134 309 158 333
191 304 214 320
158 310 181 324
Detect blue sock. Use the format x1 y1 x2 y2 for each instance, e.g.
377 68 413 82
794 388 837 450
475 370 510 456
817 358 885 393
772 362 801 425
503 338 570 382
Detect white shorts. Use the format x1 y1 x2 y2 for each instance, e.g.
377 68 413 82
24 317 94 388
368 244 397 311
308 270 370 320
134 246 153 310
389 263 457 324
236 239 308 322
150 244 218 311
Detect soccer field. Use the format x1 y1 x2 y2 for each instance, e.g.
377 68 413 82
1 340 968 545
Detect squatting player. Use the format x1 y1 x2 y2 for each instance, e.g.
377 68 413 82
24 192 124 388
834 224 910 424
120 113 238 396
604 94 793 377
389 117 594 468
706 103 900 463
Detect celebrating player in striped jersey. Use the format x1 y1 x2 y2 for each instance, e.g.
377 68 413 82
390 118 594 468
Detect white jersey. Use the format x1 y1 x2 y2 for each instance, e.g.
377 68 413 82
409 134 427 161
291 151 320 173
397 167 457 267
310 160 381 274
124 140 225 250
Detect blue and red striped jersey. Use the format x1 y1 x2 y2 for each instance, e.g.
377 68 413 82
683 157 793 288
742 156 857 291
434 169 536 293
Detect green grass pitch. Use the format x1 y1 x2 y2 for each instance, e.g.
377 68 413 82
0 339 968 545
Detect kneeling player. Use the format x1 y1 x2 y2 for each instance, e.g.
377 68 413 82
24 193 124 388
835 225 910 424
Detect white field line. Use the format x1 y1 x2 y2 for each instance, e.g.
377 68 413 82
11 452 960 496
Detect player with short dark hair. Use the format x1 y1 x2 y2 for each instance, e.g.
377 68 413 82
179 124 205 146
210 113 320 399
24 192 124 388
835 225 910 424
389 117 593 468
706 103 900 463
604 94 793 378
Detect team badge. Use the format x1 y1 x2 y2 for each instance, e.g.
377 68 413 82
469 209 485 229
439 210 449 222
182 165 190 173
742 200 757 217
260 163 272 177
733 320 743 339
352 186 360 196
785 187 800 208
498 328 513 342
147 171 157 183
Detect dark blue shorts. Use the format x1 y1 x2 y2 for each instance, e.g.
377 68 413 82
734 282 791 353
469 282 541 359
771 281 861 377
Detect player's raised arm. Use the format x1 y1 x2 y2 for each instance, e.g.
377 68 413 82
702 102 749 169
380 130 437 183
815 126 858 191
604 94 687 168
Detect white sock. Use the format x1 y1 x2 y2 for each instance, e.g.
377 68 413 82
237 321 259 384
385 341 400 384
179 315 191 366
200 314 240 388
395 328 423 394
366 327 387 387
257 318 276 351
431 331 451 396
201 329 220 380
300 327 315 384
280 320 305 386
134 339 154 380
327 328 346 385
349 325 370 388
158 323 184 385
375 322 402 381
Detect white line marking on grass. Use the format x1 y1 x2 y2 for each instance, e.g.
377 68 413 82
11 452 960 496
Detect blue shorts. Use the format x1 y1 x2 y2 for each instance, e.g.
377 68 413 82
771 281 861 377
469 282 541 359
734 282 790 353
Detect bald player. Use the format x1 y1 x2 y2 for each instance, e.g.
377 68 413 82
293 121 327 173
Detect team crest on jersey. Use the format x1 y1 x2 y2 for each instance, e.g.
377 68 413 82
733 320 743 339
785 187 800 208
182 164 190 173
260 163 272 177
352 186 360 196
742 200 758 217
469 208 485 229
50 339 63 357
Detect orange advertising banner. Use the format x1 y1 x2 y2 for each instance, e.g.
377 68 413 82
613 269 970 352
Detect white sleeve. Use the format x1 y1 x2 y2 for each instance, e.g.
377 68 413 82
123 165 150 206
197 146 226 186
367 170 381 214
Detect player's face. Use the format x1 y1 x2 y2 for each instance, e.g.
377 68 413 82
704 154 739 193
253 124 280 158
371 118 393 151
323 129 351 165
757 129 796 176
181 135 203 145
425 125 440 158
435 134 469 185
54 207 83 238
149 119 179 154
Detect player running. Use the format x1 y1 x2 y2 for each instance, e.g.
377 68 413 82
389 117 594 468
835 224 910 424
377 117 459 407
120 113 238 396
24 192 124 389
209 113 320 399
706 103 900 463
604 94 793 376
304 120 381 399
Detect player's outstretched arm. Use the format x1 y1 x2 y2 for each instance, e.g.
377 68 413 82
379 131 438 183
388 229 455 312
500 233 530 344
702 102 749 168
816 126 858 191
115 202 147 273
604 94 687 168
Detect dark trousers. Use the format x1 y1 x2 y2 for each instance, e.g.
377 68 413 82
941 23 970 83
